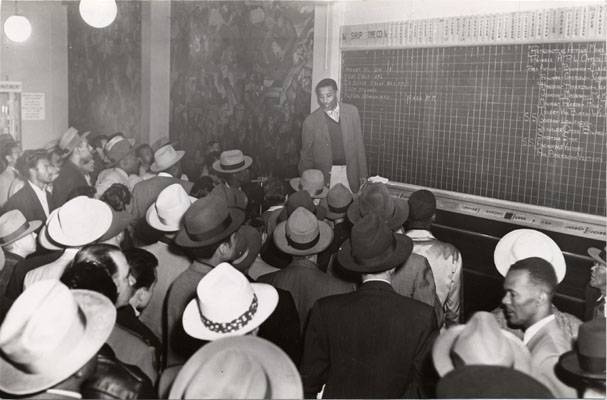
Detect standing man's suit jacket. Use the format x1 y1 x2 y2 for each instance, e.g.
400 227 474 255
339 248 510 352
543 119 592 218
300 281 437 399
2 181 51 224
299 103 367 193
526 318 577 398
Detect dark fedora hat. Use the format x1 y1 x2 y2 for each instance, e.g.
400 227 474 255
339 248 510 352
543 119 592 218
436 365 553 398
347 182 408 231
326 183 353 220
175 195 245 247
558 317 606 383
277 190 327 223
338 213 412 273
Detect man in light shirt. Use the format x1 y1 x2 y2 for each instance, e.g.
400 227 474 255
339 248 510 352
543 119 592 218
3 149 56 223
502 257 577 397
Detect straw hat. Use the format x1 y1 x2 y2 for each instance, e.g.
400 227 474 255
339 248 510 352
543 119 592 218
146 184 194 232
0 280 116 395
150 144 185 173
494 229 566 283
46 196 113 247
58 127 90 154
289 169 328 199
0 210 41 247
338 213 412 273
169 336 302 399
273 207 333 256
212 149 253 174
432 311 532 377
104 135 134 164
182 263 278 341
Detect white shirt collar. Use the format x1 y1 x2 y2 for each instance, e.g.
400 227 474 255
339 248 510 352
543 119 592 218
362 277 391 285
325 102 340 122
523 314 555 344
28 180 50 217
405 229 436 240
157 172 171 178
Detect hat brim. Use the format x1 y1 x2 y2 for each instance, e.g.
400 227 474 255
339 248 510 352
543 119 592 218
212 156 253 174
169 335 302 399
273 220 333 256
38 222 63 251
588 247 606 265
494 229 566 283
326 201 352 220
174 208 245 247
97 210 133 243
0 289 116 395
289 177 328 199
347 197 409 231
558 350 606 382
337 232 412 273
432 325 533 378
150 150 186 173
182 282 278 341
232 225 262 272
0 220 41 247
46 204 113 247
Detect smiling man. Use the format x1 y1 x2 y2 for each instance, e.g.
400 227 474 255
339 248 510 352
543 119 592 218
298 78 367 193
502 257 576 398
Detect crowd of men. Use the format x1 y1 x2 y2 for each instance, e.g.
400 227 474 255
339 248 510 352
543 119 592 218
0 129 604 399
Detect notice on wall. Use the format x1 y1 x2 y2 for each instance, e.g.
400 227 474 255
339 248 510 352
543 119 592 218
21 92 45 120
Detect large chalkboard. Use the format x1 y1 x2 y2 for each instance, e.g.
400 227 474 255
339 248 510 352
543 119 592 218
341 42 606 216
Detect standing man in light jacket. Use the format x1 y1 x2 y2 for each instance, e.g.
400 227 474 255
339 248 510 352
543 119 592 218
299 78 367 193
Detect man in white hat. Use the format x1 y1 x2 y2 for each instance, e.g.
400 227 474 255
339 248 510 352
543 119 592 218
95 134 142 197
21 196 113 289
0 280 116 398
0 210 40 317
165 195 245 366
501 257 576 397
138 184 193 341
52 127 95 208
130 144 193 220
257 207 354 330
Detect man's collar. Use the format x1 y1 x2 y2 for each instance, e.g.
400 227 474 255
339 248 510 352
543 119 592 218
405 229 435 240
523 314 555 345
157 172 172 178
362 277 391 285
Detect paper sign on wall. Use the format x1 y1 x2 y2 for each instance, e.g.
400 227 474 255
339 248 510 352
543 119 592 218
21 92 45 121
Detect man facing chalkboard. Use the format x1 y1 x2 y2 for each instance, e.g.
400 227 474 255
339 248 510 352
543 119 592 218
298 78 367 193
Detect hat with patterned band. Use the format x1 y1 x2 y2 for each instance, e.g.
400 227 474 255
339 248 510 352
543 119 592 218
212 149 253 174
182 263 278 341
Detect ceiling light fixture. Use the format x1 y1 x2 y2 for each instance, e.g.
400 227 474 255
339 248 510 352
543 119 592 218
79 0 118 29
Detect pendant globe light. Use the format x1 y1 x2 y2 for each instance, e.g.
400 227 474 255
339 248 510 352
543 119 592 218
79 0 118 29
3 0 31 43
4 14 32 43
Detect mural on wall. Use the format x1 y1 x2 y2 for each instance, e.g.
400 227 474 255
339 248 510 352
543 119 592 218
68 2 142 141
170 1 314 179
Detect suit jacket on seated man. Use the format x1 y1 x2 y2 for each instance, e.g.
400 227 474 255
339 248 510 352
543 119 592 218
301 214 437 399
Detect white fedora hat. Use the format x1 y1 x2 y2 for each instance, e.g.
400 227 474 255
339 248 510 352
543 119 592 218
46 196 113 247
146 184 195 232
0 280 116 395
38 209 63 251
494 229 566 283
150 144 185 173
169 336 303 399
0 210 41 247
212 149 253 174
432 311 532 377
182 263 278 341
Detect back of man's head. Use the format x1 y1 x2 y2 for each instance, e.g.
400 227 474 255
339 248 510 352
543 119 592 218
510 257 558 298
